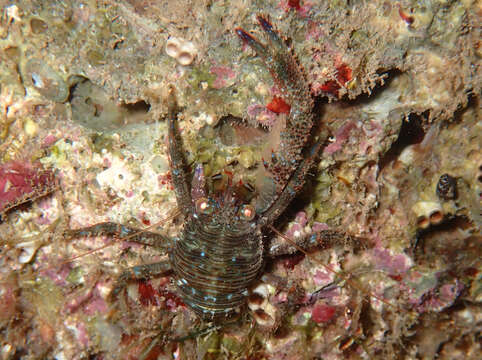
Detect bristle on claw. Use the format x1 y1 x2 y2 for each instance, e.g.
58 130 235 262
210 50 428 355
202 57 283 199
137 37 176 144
235 28 256 44
256 15 273 33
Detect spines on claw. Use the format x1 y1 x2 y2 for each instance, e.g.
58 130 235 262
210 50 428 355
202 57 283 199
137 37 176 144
236 15 311 108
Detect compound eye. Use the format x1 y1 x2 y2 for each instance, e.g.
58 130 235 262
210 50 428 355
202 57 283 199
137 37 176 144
195 197 212 215
240 204 255 221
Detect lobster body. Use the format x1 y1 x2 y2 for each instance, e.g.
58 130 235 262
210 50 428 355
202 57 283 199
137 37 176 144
171 217 263 318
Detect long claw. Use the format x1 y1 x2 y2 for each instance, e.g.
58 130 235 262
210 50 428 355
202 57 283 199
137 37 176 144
236 17 307 101
167 88 193 217
64 222 172 249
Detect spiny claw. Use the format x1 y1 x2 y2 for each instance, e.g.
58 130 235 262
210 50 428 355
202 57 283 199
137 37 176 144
236 16 302 96
236 14 314 220
256 15 273 32
256 15 282 50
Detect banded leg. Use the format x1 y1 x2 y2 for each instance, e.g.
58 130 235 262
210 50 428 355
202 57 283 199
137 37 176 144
166 86 192 217
64 222 172 250
261 273 305 305
267 226 365 258
110 261 173 300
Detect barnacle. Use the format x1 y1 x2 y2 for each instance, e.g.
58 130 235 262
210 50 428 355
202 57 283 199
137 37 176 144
412 201 444 229
165 37 197 66
29 17 48 34
247 283 277 328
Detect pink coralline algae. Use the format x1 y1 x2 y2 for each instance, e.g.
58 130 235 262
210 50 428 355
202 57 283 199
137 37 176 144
83 294 109 316
323 121 358 155
0 160 57 215
408 277 464 313
284 211 308 239
279 0 312 17
210 65 236 89
311 303 336 323
41 263 72 287
75 322 90 348
0 280 17 325
371 247 412 276
63 281 109 316
312 222 330 232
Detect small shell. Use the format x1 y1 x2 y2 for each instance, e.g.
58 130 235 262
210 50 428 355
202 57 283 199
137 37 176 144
22 59 69 102
30 17 48 34
177 41 197 66
165 37 197 66
436 174 457 200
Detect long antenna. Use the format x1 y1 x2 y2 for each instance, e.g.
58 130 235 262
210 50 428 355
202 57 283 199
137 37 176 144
36 208 181 274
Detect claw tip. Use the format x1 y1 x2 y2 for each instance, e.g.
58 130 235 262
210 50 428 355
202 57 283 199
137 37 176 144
256 15 273 32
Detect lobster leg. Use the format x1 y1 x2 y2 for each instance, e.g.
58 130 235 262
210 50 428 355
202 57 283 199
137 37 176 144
267 226 365 257
64 222 172 250
110 261 172 300
236 15 312 106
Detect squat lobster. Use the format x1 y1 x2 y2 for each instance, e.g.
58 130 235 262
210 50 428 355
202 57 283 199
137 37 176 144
66 15 321 321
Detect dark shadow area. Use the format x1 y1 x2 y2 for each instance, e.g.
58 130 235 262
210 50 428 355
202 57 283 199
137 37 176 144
346 69 403 105
412 215 478 267
68 77 152 131
443 92 478 126
120 100 151 114
379 111 427 169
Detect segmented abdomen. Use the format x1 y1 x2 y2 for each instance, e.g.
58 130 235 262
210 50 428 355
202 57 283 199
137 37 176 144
171 218 264 319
